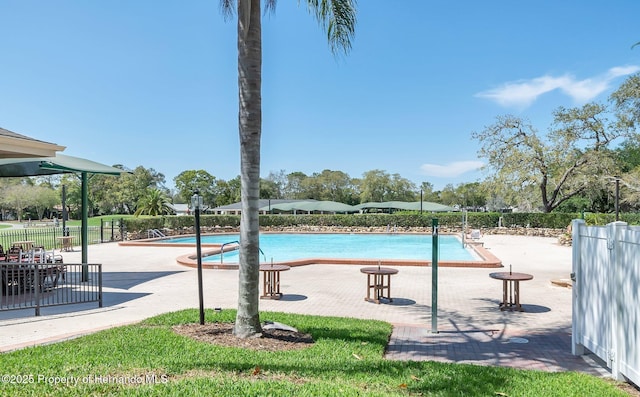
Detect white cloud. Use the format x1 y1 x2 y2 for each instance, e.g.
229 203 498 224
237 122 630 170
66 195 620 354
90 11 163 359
476 65 640 108
420 161 484 178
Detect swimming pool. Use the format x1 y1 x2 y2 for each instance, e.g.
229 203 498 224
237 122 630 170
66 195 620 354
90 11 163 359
166 233 479 263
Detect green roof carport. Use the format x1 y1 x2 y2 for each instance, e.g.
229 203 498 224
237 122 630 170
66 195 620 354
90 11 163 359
355 201 456 212
260 200 358 213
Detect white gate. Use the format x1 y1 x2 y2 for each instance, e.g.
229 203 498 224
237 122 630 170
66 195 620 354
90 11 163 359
572 220 640 384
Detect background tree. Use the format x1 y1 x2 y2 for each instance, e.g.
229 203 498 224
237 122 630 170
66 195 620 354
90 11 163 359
419 181 440 202
134 188 173 217
455 182 486 211
32 186 59 220
220 0 357 338
90 168 127 215
0 178 23 220
473 104 625 212
215 177 242 206
439 184 457 207
359 169 391 202
318 170 358 204
111 166 167 214
610 73 640 207
359 170 416 202
610 72 640 132
284 171 308 199
59 175 82 219
264 170 287 199
484 189 509 212
1 184 32 221
387 173 417 202
259 178 280 200
173 170 217 206
298 169 357 203
440 182 485 210
615 139 640 173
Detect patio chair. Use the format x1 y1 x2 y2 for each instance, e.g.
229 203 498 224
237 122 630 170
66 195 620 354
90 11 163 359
7 246 21 262
33 246 48 264
45 249 65 283
46 250 64 264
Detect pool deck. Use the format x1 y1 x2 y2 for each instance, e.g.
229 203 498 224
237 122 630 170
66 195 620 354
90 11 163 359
0 234 612 378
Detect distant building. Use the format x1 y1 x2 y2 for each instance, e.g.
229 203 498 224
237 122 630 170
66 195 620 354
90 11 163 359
209 199 313 215
167 203 190 216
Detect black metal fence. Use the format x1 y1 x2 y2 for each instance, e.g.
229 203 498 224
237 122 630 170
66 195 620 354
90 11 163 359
100 218 126 242
0 219 125 253
0 226 84 252
1 263 102 316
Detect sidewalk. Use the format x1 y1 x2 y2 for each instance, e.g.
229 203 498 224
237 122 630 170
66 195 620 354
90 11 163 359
0 235 610 377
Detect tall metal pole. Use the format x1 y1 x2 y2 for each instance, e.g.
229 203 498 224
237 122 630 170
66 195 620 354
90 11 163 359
81 172 88 281
431 218 439 333
61 184 67 235
420 189 423 214
193 192 205 325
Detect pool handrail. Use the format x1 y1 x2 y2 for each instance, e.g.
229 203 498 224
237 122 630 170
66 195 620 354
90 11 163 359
220 241 239 264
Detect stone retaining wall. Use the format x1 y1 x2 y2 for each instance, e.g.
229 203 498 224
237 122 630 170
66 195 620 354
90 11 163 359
126 225 570 242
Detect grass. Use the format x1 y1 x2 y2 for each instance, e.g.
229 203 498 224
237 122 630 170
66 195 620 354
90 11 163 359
65 214 143 227
0 215 139 228
0 309 632 396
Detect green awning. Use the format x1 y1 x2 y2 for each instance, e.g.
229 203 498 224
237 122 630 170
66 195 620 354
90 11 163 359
260 200 358 213
0 153 124 177
355 201 455 212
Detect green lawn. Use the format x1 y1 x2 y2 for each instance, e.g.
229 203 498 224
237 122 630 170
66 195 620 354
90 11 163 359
0 310 631 396
0 215 139 228
65 214 142 227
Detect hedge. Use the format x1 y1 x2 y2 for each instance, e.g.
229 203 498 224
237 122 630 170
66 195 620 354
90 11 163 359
120 211 640 233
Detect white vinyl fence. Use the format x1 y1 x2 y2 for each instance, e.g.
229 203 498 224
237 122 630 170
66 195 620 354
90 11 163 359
572 219 640 384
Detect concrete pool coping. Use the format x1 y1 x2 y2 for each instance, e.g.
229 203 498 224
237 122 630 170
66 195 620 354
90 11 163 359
119 232 502 269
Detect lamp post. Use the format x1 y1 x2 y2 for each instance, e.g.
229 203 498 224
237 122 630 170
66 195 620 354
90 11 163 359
192 191 205 325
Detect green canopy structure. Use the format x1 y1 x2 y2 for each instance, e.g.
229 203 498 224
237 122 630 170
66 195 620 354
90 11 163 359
0 153 126 277
0 153 124 177
355 201 456 212
260 200 358 213
403 201 456 212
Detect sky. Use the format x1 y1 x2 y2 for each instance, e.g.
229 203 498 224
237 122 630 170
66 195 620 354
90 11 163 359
1 1 639 192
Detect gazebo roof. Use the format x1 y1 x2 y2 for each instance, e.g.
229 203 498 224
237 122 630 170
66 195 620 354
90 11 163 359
0 127 65 158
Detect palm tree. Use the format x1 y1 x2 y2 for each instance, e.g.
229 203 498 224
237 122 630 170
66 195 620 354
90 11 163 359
219 0 357 338
134 188 173 217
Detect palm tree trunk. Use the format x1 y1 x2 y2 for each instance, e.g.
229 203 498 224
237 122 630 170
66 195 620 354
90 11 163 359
233 0 263 338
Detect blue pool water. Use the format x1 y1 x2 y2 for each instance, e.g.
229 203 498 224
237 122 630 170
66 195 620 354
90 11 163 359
165 234 477 262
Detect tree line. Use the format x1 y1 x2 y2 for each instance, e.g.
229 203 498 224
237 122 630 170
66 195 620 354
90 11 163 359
1 73 640 220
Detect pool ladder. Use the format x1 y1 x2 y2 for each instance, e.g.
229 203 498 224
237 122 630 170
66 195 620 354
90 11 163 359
220 241 240 264
147 229 165 238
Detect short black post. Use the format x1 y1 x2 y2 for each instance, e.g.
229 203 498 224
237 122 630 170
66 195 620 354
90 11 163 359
431 218 439 333
615 177 620 221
